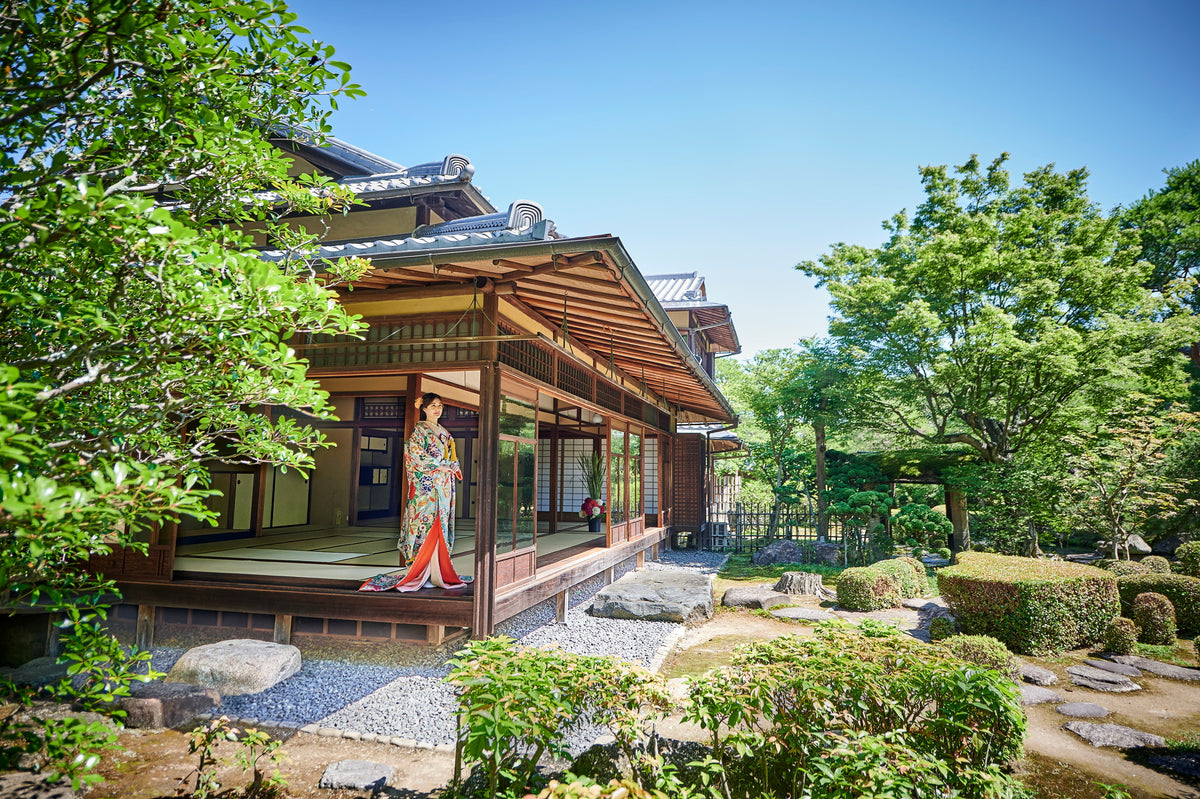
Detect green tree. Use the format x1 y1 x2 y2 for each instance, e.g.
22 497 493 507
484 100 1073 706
798 153 1198 465
1063 396 1200 559
0 0 365 785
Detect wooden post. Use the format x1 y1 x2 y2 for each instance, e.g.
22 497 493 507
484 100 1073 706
135 605 155 651
604 566 615 585
636 550 645 569
426 625 446 646
555 589 568 624
274 614 292 645
472 294 501 638
945 486 970 554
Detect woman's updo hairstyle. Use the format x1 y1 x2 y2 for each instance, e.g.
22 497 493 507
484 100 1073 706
416 392 444 421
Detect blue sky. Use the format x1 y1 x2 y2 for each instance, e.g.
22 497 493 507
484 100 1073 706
284 0 1199 358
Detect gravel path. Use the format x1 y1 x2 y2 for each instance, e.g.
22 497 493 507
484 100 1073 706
156 550 727 747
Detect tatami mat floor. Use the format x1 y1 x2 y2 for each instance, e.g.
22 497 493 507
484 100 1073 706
174 519 602 580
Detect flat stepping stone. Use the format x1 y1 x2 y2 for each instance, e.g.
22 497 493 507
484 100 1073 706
592 571 713 623
901 598 948 611
120 682 220 729
1020 685 1063 705
1019 662 1058 686
166 639 301 696
722 585 793 611
769 606 835 622
319 759 394 791
1063 721 1165 749
1145 752 1200 779
1065 664 1140 693
1056 702 1110 718
1107 654 1200 681
1084 658 1141 677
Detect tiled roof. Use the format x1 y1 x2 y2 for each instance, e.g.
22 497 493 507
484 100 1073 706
260 201 555 262
645 272 706 304
337 154 476 195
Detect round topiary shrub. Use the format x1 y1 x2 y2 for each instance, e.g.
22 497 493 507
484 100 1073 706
1131 592 1177 646
1105 560 1151 576
928 616 957 642
1104 617 1139 655
1176 541 1200 578
938 634 1021 681
871 558 924 598
836 567 901 612
935 547 952 560
1116 573 1200 634
1141 555 1171 574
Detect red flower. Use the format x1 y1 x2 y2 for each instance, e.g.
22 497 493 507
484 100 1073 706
579 498 606 518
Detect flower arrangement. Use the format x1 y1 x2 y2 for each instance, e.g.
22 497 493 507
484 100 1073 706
580 497 606 520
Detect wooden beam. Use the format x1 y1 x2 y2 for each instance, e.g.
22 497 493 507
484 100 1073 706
338 282 482 303
515 272 628 294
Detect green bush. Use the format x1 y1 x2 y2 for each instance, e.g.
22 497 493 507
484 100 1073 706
1132 592 1177 646
1105 560 1151 576
937 553 1119 655
1141 555 1172 574
1176 541 1200 578
870 559 924 599
938 634 1021 682
927 616 957 641
682 627 1027 798
1116 573 1200 634
1105 617 1139 655
837 567 901 611
935 547 952 560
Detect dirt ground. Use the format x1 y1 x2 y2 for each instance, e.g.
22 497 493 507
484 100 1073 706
69 600 1200 799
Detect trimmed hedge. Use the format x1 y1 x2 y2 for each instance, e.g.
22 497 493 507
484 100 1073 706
1177 541 1200 578
938 634 1020 681
928 616 957 642
1116 573 1200 634
1141 555 1172 574
1132 592 1177 646
937 553 1119 656
1105 617 1139 655
837 567 901 612
872 559 925 599
1105 560 1150 576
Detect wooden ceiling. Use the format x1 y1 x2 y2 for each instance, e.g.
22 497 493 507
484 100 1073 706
334 237 734 423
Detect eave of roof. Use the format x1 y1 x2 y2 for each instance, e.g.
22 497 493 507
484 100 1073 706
277 235 736 424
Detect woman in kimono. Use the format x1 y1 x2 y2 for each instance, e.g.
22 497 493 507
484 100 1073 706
394 393 469 591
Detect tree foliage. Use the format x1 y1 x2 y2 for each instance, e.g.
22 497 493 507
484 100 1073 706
799 153 1198 464
1 0 365 784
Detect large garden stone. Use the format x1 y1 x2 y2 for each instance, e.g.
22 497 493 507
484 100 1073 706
165 639 300 696
1066 664 1140 693
1063 721 1165 749
1126 534 1153 555
0 657 68 688
0 772 77 798
319 759 394 791
591 571 713 623
1056 702 1110 718
721 585 792 610
1083 659 1141 677
1107 654 1200 681
1018 662 1058 686
773 571 827 596
770 606 835 622
751 540 807 566
1020 685 1063 705
1146 752 1200 779
119 681 220 729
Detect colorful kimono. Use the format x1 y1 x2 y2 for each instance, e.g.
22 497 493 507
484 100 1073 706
394 420 466 591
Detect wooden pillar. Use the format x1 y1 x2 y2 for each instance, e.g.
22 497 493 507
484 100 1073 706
555 589 568 624
250 463 269 537
604 566 615 585
472 293 501 638
548 421 559 535
636 550 645 569
426 625 446 646
273 614 292 645
135 605 155 651
945 486 970 555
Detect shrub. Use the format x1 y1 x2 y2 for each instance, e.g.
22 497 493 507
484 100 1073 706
1177 541 1200 578
871 559 924 599
1105 617 1139 655
927 616 957 641
1116 573 1200 634
837 567 901 611
938 634 1021 682
1132 592 1177 646
682 628 1026 798
935 547 952 560
937 553 1119 655
1105 560 1151 576
1141 555 1172 574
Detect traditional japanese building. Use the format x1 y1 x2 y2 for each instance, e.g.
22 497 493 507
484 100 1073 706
92 136 740 646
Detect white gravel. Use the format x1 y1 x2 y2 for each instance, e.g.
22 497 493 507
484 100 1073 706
154 549 727 747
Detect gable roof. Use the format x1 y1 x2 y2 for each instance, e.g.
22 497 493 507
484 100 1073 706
645 272 741 355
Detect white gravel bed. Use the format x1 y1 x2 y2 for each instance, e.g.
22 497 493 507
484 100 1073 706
155 549 727 746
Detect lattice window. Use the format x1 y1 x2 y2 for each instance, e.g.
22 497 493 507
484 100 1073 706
596 380 623 413
500 334 554 385
644 438 659 514
557 359 593 402
624 394 642 419
293 316 483 368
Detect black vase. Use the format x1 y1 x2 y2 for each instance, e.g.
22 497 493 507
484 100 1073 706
587 516 602 533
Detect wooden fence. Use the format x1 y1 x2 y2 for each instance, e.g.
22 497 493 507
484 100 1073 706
699 502 847 554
